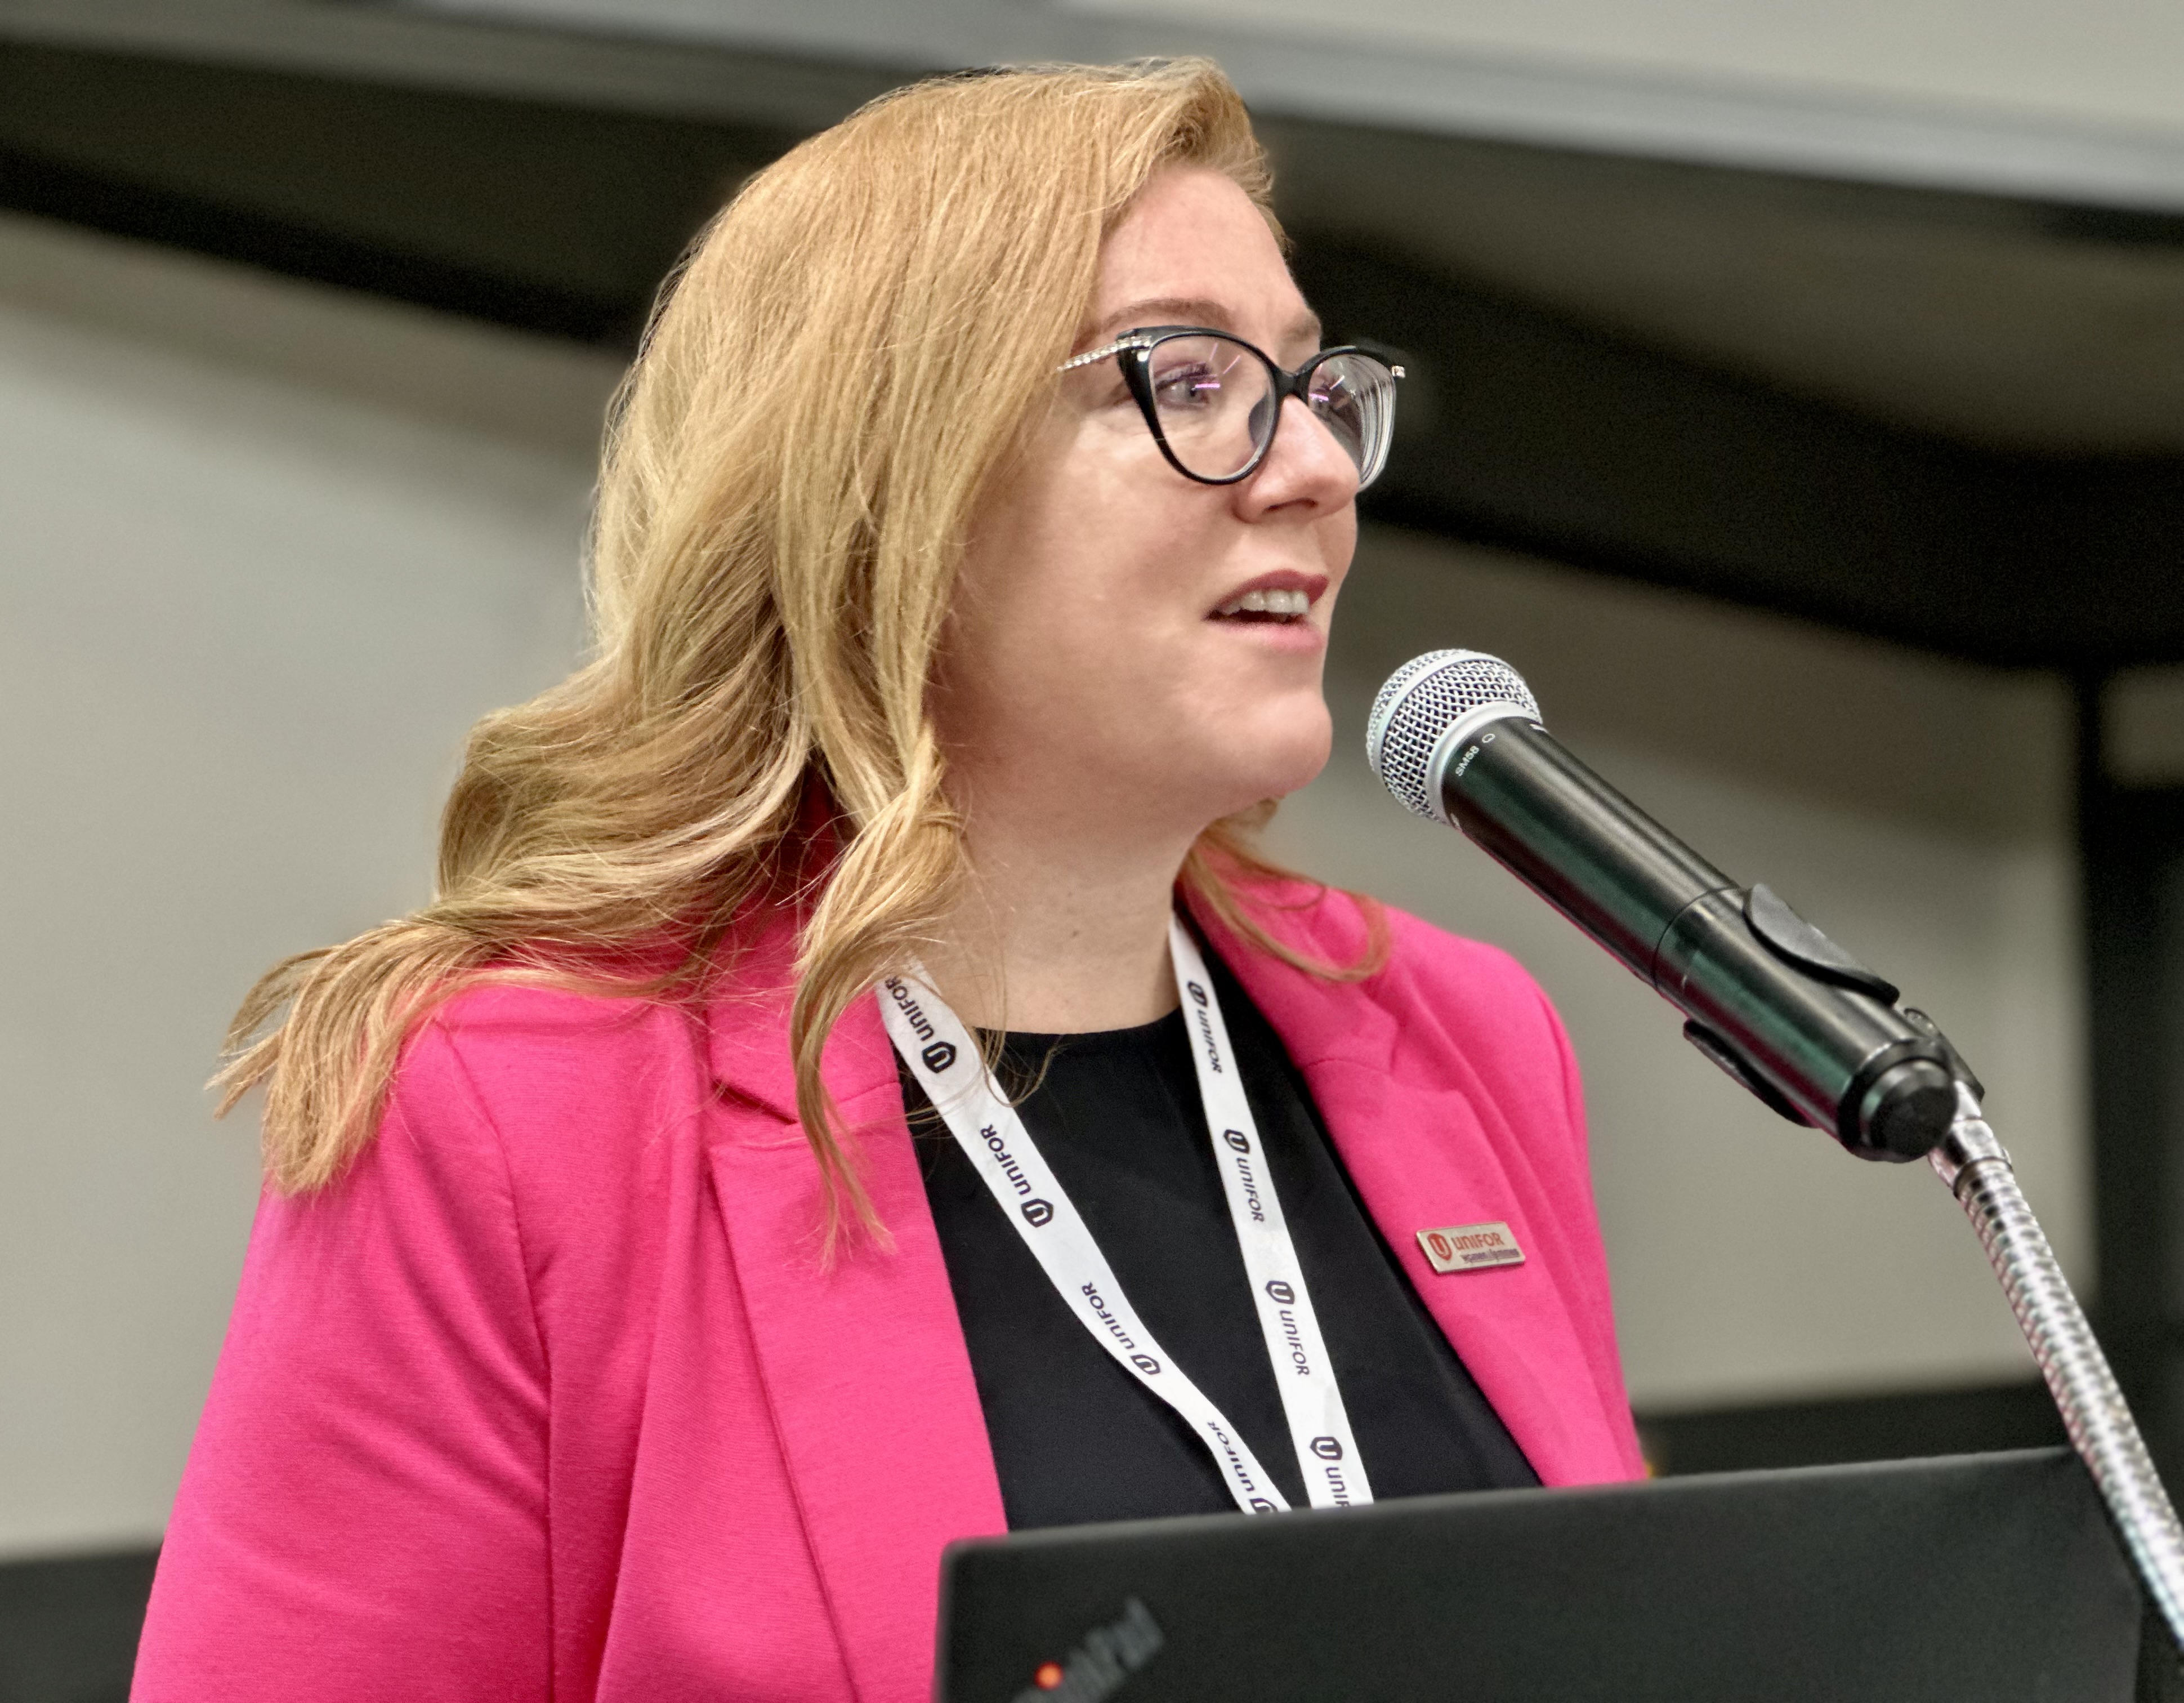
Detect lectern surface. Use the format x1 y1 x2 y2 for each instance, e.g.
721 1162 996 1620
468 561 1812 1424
936 1448 2144 1702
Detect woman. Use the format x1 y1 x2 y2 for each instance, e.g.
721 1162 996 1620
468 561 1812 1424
133 60 1641 1703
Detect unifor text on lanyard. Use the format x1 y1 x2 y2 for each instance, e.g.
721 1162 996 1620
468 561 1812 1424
879 916 1373 1514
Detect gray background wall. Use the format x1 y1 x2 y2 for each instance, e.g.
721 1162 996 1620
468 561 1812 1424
0 204 2102 1556
0 211 608 1558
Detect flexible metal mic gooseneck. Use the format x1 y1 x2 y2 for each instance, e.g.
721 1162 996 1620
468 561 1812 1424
1367 648 2184 1653
1931 1086 2184 1648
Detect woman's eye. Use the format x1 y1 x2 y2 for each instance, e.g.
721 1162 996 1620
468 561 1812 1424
1151 365 1221 410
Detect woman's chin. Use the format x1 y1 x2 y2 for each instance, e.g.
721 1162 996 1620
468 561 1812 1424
1187 721 1333 825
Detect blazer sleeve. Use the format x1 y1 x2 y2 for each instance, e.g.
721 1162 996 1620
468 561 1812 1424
133 1024 551 1702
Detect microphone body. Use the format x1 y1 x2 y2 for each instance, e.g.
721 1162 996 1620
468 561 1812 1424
1368 652 1967 1162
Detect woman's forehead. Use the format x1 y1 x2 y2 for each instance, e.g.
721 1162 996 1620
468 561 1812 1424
1088 170 1315 350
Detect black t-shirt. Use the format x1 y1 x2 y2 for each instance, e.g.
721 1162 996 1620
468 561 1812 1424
904 949 1538 1530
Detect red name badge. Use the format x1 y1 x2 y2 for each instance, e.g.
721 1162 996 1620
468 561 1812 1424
1417 1222 1525 1273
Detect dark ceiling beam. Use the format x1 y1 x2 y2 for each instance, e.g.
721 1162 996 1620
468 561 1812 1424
0 0 903 131
0 38 789 344
2 34 2180 667
1305 244 2184 668
0 140 637 342
14 0 2184 216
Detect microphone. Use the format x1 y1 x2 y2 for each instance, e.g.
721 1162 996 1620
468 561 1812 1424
1365 650 1976 1162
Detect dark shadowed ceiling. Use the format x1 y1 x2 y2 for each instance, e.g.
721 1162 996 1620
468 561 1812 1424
1 0 2178 665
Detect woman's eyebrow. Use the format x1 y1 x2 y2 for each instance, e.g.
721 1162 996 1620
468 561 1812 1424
1084 297 1324 347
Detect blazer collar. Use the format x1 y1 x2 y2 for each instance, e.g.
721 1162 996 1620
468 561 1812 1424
700 903 1006 1703
700 897 812 1123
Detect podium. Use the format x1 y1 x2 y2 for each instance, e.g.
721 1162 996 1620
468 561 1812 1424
937 1449 2162 1701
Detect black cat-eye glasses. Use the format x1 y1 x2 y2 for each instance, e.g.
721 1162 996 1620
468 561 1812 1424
1058 326 1403 488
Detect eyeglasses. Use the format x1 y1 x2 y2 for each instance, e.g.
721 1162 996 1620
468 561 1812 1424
1058 325 1404 489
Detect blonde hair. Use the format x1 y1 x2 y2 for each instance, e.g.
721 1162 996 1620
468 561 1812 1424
216 59 1382 1237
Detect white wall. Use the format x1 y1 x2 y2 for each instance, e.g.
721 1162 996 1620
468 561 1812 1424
0 212 611 1558
427 0 2184 142
0 210 2091 1555
1086 0 2184 144
1271 529 2087 1410
418 0 2184 209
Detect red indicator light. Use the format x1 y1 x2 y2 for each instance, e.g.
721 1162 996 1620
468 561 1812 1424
1034 1661 1064 1689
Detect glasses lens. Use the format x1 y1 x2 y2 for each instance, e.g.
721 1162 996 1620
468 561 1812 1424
1142 335 1274 481
1303 353 1397 489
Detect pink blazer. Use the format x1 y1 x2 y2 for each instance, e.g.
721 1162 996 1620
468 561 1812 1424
134 884 1642 1702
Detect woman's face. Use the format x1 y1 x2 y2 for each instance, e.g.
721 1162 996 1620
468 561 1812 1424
937 165 1359 850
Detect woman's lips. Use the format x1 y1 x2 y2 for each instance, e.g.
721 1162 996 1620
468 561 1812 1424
1207 571 1328 625
1206 606 1325 653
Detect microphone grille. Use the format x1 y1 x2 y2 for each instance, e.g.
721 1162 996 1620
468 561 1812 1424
1365 650 1542 819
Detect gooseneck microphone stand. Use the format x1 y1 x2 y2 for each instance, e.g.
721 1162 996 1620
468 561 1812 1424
1930 1083 2184 1651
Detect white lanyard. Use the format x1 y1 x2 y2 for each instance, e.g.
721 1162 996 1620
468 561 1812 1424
879 918 1372 1514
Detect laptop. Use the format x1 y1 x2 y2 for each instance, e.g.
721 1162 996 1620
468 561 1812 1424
936 1448 2150 1702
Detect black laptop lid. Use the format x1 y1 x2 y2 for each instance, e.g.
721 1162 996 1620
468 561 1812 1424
937 1448 2144 1702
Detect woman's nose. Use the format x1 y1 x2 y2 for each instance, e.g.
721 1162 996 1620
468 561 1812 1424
1235 393 1361 517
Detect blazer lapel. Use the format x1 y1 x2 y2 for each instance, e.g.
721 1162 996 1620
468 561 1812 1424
702 920 1004 1703
1203 910 1632 1487
1296 1050 1624 1485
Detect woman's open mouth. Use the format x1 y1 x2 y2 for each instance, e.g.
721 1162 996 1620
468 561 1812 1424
1211 587 1311 623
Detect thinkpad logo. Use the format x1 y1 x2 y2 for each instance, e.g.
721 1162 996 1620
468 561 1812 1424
1013 1598 1164 1703
921 1040 957 1072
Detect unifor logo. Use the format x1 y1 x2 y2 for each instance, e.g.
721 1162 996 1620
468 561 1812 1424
1131 1353 1161 1375
920 1040 957 1072
1186 980 1208 1006
1223 1129 1250 1153
1265 1279 1295 1305
1021 1198 1054 1227
1310 1435 1343 1460
1249 1497 1278 1513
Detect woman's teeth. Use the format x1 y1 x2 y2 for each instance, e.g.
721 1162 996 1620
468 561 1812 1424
1214 587 1310 620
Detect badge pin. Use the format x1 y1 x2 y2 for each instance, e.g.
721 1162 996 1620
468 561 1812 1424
1417 1221 1525 1273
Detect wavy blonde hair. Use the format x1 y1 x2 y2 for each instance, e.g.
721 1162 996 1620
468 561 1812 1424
216 58 1383 1237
